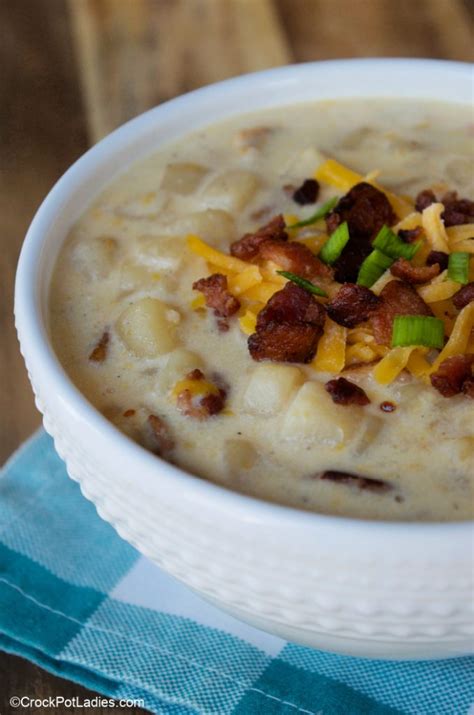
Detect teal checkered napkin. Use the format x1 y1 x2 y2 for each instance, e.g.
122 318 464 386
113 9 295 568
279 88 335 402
0 430 473 714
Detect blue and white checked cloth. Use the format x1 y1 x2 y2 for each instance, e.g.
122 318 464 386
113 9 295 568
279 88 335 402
1 430 473 714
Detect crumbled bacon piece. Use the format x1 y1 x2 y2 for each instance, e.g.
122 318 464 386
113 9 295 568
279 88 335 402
325 182 397 282
123 409 136 417
426 250 449 272
415 189 437 212
325 377 370 406
319 470 392 492
441 191 474 227
430 355 474 398
371 280 433 345
453 282 474 310
256 281 325 330
249 322 321 363
230 215 288 261
193 273 240 318
249 282 325 363
176 388 227 419
89 331 109 362
292 179 320 205
258 239 333 280
326 283 380 328
462 378 474 399
147 414 175 454
390 258 440 284
398 226 423 244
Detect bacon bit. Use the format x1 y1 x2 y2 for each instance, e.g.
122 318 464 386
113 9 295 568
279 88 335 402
326 283 380 328
249 282 325 363
326 182 396 283
426 250 449 272
371 280 433 345
230 214 288 261
249 322 322 363
415 189 437 212
380 401 396 413
193 273 240 319
453 282 474 310
123 409 136 417
292 179 320 205
176 388 227 419
398 226 423 243
89 331 109 362
319 470 392 492
390 258 440 284
256 281 325 330
462 378 474 398
147 414 175 454
441 191 474 227
430 355 474 398
258 239 333 280
325 377 370 406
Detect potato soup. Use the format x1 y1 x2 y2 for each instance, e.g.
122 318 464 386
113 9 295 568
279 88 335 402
49 99 474 521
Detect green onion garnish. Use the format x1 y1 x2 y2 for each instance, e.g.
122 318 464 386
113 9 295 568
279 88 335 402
448 252 470 284
277 270 328 297
288 196 338 228
372 225 421 260
391 315 445 349
319 222 350 264
357 249 394 288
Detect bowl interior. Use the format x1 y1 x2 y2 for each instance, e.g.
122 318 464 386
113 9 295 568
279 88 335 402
15 58 474 536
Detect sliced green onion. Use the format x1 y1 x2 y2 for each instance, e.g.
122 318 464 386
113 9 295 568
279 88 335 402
372 224 421 260
277 270 328 297
392 315 445 349
357 249 394 287
319 222 350 264
448 252 470 284
288 196 338 228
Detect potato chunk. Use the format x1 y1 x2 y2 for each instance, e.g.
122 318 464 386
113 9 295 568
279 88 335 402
161 162 208 195
203 170 260 211
163 209 235 246
117 192 166 218
243 364 304 415
117 298 179 357
134 234 184 270
282 381 356 445
71 236 118 279
158 348 203 392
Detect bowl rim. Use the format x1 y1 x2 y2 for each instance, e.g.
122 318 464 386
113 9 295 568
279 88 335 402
15 57 474 537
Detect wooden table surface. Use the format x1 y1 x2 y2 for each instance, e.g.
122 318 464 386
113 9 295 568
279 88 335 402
1 0 472 711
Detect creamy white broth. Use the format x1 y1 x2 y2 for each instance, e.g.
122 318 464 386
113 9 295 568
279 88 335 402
50 99 474 521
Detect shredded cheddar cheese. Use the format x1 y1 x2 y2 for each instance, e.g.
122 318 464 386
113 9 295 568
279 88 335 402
430 302 474 373
315 158 413 218
405 348 431 379
345 344 377 365
446 224 474 244
311 318 347 372
243 281 283 303
171 377 220 399
418 277 461 303
187 234 247 273
191 294 205 310
239 309 258 336
421 203 449 252
228 265 262 295
373 346 416 385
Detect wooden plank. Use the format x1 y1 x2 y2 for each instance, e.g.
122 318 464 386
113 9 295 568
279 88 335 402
275 0 474 62
0 0 88 464
69 0 293 142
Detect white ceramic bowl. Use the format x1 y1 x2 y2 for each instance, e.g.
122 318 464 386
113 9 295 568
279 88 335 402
15 59 474 660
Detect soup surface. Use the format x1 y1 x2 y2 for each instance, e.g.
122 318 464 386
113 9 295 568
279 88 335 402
50 99 474 521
